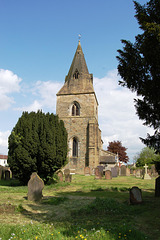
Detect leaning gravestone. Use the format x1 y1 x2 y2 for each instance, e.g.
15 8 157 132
121 165 126 176
57 171 63 182
105 170 112 180
130 186 142 204
28 172 44 202
155 176 160 197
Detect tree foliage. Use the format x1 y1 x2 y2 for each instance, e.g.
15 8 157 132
135 147 156 167
117 0 160 171
107 140 129 163
8 111 68 185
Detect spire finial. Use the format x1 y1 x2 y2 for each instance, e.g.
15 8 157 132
78 34 81 42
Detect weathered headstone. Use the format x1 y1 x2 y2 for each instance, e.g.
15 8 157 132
97 166 104 175
135 169 141 178
143 164 151 180
121 165 126 176
64 169 72 182
5 170 10 180
126 167 130 176
111 166 118 177
84 166 91 176
130 186 142 204
57 171 63 182
105 170 112 180
95 167 102 179
27 172 44 202
155 176 160 197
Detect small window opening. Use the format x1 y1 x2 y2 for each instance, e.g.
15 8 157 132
73 69 79 79
72 102 80 116
73 137 78 157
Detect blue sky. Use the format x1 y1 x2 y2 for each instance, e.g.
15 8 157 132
0 0 152 162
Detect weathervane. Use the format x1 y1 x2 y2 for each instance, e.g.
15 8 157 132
78 34 81 41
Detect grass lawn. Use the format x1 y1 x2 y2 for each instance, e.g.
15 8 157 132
0 175 159 240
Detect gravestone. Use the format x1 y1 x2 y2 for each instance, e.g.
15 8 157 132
126 168 130 176
95 167 102 179
97 166 104 176
105 170 112 180
143 164 151 180
111 166 118 177
130 186 142 204
27 172 44 202
84 166 91 176
5 170 10 180
57 171 63 182
121 165 126 176
135 169 141 178
64 169 72 182
155 176 160 197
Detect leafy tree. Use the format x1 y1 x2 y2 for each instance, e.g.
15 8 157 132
8 111 68 185
117 0 160 171
107 140 129 163
135 147 156 167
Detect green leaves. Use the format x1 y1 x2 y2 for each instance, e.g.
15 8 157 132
8 111 68 185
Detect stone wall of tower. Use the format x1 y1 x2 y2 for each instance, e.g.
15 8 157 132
56 93 99 173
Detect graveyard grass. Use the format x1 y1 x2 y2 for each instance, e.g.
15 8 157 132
0 175 160 240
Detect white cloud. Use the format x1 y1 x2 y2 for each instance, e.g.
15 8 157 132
0 69 22 110
0 130 10 154
94 69 154 162
15 81 62 113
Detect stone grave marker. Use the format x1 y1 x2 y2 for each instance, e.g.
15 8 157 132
121 165 126 176
155 176 160 197
135 169 141 178
143 164 151 180
105 170 112 180
57 171 63 182
111 166 118 177
130 186 142 204
5 170 10 180
126 168 130 176
28 172 44 202
84 166 91 176
64 169 72 182
95 167 102 179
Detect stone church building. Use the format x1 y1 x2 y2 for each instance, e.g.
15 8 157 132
56 41 117 174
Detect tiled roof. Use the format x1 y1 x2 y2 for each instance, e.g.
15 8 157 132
0 155 8 160
100 155 116 164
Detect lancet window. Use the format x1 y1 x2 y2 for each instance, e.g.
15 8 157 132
71 102 80 116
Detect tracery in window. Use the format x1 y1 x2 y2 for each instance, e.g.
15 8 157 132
73 69 79 79
72 137 78 157
71 102 80 116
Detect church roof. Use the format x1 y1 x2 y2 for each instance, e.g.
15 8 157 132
57 40 95 96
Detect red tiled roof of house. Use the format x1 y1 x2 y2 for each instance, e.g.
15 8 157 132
0 155 8 160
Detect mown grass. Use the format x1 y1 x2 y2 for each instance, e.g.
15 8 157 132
0 175 159 240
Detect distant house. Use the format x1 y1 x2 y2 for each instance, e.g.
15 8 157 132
0 155 8 166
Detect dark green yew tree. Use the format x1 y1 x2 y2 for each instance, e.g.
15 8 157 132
117 0 160 172
8 111 68 184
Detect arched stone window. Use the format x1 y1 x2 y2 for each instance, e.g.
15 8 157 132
71 101 80 116
73 69 79 79
72 137 78 157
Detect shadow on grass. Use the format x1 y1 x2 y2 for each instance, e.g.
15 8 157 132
0 179 22 187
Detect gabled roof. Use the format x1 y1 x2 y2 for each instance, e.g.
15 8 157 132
57 40 95 96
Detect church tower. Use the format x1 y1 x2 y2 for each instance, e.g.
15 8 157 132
56 41 102 173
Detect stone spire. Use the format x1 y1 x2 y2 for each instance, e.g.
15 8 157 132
57 40 94 96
